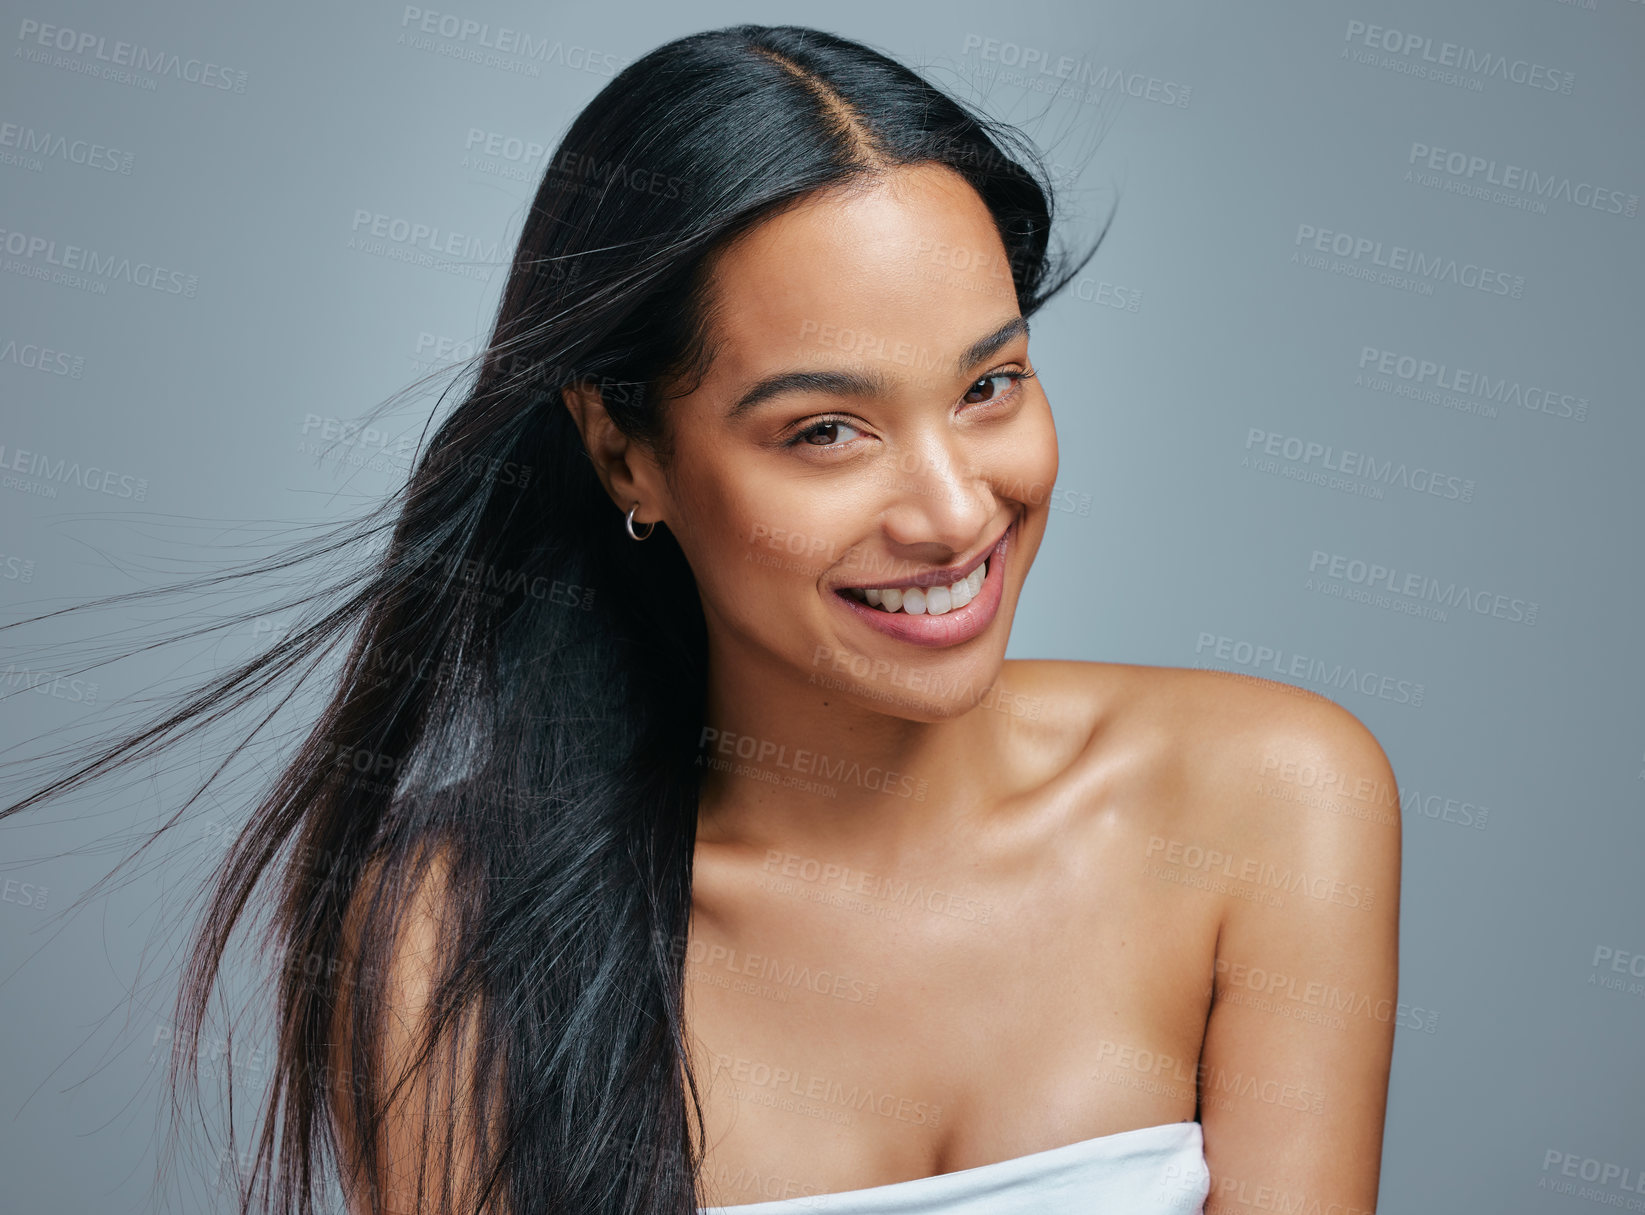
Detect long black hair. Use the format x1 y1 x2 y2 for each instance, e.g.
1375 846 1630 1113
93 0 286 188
2 22 1107 1215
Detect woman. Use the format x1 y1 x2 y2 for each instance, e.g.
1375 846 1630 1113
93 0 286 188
2 22 1399 1215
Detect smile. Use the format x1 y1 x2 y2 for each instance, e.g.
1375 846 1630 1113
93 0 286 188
839 561 987 616
828 517 1016 648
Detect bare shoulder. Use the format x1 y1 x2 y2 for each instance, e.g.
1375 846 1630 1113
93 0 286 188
1149 664 1398 800
1004 658 1402 854
329 840 495 1215
329 840 467 1121
1134 672 1403 1204
335 840 463 1004
1002 654 1389 750
1126 662 1403 933
1166 665 1403 847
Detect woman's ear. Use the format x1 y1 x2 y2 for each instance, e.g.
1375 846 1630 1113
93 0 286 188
560 381 668 527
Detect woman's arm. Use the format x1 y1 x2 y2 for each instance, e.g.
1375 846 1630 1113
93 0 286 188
1196 690 1402 1214
328 848 504 1215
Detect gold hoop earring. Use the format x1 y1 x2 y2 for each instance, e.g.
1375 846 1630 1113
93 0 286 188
625 502 655 541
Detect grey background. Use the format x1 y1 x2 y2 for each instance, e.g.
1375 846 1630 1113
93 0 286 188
1 1 1640 1212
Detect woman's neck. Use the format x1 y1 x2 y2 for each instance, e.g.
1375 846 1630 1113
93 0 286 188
693 645 1026 856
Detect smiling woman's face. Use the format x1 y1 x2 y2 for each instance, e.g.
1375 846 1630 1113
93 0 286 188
649 161 1058 720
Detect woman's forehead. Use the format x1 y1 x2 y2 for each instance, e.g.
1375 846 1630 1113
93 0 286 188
695 166 1020 390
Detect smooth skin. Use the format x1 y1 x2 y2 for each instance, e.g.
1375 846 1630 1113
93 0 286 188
336 161 1400 1214
565 161 1400 1211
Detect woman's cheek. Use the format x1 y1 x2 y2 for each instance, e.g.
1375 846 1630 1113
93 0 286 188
987 405 1059 507
729 499 843 586
1026 395 1060 482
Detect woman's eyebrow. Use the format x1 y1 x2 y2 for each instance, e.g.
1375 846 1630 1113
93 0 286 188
725 367 888 419
957 315 1029 375
724 315 1029 420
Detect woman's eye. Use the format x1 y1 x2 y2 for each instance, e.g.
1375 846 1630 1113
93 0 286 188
790 418 863 447
963 370 1027 405
783 370 1031 449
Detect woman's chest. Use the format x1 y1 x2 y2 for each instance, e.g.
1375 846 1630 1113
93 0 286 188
682 827 1220 1207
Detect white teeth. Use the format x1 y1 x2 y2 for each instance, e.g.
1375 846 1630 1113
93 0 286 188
845 558 989 616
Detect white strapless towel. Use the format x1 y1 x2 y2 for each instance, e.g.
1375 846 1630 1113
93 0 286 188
696 1119 1209 1213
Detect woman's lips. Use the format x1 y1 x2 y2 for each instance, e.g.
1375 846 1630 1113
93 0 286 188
828 519 1014 649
